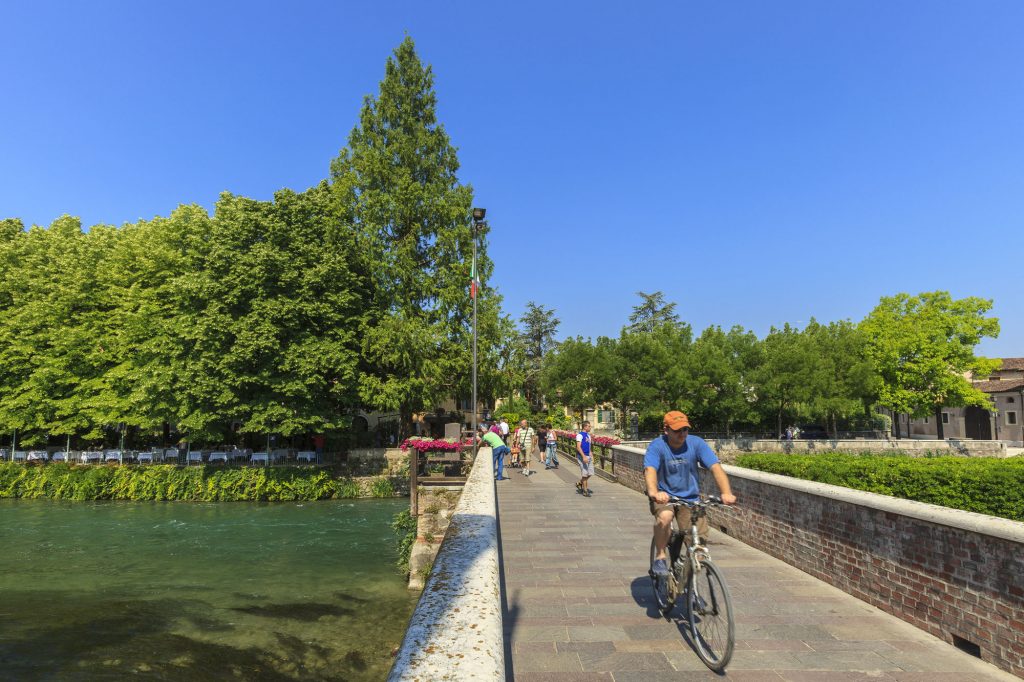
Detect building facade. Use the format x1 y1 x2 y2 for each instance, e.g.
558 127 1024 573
903 358 1024 443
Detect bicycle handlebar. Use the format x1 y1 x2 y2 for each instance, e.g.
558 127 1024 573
660 494 724 506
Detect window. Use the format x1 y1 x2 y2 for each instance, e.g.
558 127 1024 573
941 413 949 424
1008 411 1018 426
1008 397 1016 404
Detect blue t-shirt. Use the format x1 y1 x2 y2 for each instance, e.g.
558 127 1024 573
643 434 719 501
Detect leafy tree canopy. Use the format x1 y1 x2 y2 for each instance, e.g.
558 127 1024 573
861 291 999 433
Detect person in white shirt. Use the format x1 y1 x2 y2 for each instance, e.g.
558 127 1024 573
499 418 510 444
515 419 537 476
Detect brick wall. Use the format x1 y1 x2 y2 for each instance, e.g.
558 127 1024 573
611 444 1024 677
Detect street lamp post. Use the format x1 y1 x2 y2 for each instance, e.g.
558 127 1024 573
471 208 486 453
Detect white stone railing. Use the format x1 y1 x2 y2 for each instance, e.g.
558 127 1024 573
387 447 503 681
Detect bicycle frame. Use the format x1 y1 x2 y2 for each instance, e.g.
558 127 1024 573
650 493 735 672
666 495 717 579
652 495 720 604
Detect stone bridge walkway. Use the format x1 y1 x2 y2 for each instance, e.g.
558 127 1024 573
496 461 1015 681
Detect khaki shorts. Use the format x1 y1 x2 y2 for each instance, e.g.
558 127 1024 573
650 499 709 538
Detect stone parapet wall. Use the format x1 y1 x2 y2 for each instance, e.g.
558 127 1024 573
610 444 1024 677
388 448 503 681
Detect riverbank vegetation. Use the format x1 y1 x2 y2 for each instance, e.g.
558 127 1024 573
736 452 1024 521
0 462 400 502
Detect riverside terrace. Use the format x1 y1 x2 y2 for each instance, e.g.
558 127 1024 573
388 446 1022 680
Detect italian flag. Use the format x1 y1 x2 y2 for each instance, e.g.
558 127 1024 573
470 255 480 299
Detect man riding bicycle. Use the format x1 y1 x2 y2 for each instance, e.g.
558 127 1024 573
646 411 736 577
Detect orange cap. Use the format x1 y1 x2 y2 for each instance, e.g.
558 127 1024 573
663 411 691 430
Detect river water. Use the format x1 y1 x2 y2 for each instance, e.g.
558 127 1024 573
0 498 417 681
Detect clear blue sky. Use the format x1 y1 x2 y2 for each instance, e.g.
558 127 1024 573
3 1 1022 357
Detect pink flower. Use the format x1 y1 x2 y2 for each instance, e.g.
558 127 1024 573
400 437 461 453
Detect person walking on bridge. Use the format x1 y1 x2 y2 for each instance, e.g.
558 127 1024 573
515 419 537 476
575 421 594 497
544 423 558 469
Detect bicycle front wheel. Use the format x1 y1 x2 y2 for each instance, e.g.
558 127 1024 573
687 559 735 671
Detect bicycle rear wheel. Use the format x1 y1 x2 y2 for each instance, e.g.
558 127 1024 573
687 559 735 671
649 537 676 615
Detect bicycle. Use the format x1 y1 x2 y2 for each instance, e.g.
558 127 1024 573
648 494 735 672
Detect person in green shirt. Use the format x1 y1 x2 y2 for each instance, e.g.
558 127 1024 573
479 428 510 480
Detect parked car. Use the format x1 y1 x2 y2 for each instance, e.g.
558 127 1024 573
798 425 830 439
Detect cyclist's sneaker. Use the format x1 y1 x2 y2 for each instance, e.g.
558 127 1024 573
651 559 670 577
575 481 583 492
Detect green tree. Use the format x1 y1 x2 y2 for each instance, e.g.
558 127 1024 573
690 325 760 435
479 313 525 411
0 216 119 446
542 336 600 427
860 291 999 439
752 323 816 438
628 290 680 333
329 37 483 437
196 187 364 441
519 301 560 408
803 319 879 436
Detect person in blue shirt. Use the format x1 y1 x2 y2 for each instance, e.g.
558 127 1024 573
645 411 736 577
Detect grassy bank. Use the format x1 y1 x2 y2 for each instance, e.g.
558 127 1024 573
0 462 402 501
735 452 1024 522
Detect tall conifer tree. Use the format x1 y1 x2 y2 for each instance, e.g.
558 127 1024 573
330 37 493 436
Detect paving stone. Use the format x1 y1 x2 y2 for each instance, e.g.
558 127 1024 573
512 651 583 672
578 650 674 672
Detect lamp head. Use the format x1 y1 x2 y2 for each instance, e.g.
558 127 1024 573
472 207 486 222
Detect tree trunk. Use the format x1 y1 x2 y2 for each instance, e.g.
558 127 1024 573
400 406 414 441
935 405 945 440
776 409 783 439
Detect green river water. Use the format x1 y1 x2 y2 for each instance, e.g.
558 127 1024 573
0 498 417 681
